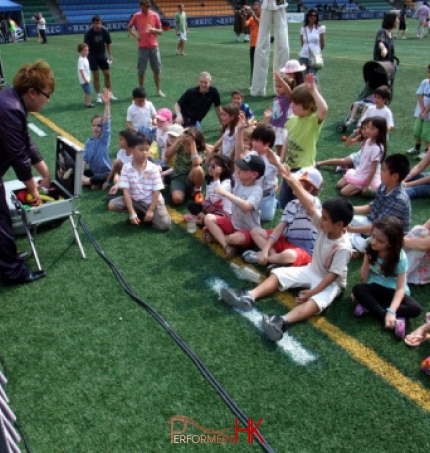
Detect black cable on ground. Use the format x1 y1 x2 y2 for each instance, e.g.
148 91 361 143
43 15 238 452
79 218 275 453
0 356 32 453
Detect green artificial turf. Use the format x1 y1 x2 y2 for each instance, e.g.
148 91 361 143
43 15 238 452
1 20 430 452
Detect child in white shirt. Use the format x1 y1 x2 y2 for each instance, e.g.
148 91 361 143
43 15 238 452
77 43 93 108
126 87 156 136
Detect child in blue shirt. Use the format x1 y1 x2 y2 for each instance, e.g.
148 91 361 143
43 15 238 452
82 88 112 190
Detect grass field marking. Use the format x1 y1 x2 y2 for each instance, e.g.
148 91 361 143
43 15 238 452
311 317 430 412
206 276 317 366
31 112 85 147
33 114 430 412
28 122 47 137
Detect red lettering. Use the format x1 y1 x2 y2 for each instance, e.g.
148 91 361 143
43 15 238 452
234 418 264 444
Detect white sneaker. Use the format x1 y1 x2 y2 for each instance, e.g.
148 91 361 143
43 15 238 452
110 93 118 101
417 151 428 160
345 118 353 126
96 93 103 103
402 36 406 40
156 91 166 98
406 147 420 154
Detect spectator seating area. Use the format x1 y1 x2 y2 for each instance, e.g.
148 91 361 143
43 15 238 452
57 0 138 22
158 0 233 18
20 0 55 24
301 0 361 11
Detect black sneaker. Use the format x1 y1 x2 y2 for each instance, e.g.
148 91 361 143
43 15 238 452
262 315 287 341
220 288 255 311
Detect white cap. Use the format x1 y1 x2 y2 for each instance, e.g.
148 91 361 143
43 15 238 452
280 59 306 74
167 124 184 137
297 167 323 190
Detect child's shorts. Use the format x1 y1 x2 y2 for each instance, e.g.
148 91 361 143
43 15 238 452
273 126 286 147
170 174 194 194
271 264 343 312
177 31 187 41
344 169 380 190
81 82 92 95
266 230 312 266
413 117 430 143
215 216 253 247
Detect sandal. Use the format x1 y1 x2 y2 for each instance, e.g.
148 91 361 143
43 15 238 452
224 245 238 260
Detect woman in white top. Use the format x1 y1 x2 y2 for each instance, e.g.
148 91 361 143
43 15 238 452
299 9 326 83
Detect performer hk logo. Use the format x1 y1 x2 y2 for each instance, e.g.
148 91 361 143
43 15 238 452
167 415 264 444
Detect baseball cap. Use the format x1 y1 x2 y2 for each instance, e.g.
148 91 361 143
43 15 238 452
156 108 173 122
166 124 184 137
281 59 306 74
297 167 323 190
234 155 265 178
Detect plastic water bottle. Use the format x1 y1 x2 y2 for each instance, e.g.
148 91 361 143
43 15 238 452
230 263 261 283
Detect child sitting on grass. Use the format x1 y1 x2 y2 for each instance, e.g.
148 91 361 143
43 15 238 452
204 155 265 259
187 154 233 226
316 118 370 173
348 154 411 254
166 126 206 205
82 88 112 190
279 73 328 208
352 217 422 339
103 128 134 194
220 165 353 341
126 87 156 136
242 166 322 268
336 116 386 197
108 133 171 231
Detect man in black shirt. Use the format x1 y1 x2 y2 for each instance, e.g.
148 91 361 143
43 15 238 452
84 15 117 102
174 72 222 127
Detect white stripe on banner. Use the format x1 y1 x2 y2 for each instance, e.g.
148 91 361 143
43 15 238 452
28 123 47 137
206 277 317 366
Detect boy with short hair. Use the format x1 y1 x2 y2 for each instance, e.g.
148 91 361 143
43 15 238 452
231 89 255 124
243 166 322 268
126 87 156 134
108 133 171 231
348 153 411 253
247 124 279 221
204 154 265 259
82 88 112 189
358 85 394 132
221 166 354 341
77 43 93 108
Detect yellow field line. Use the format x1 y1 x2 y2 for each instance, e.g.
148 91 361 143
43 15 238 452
31 113 430 412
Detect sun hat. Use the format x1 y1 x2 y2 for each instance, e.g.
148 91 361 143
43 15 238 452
166 124 184 137
297 167 323 190
281 59 307 74
156 108 173 122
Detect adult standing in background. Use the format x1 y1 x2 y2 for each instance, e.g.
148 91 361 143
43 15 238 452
175 3 188 56
0 60 54 285
373 12 398 63
416 2 430 38
250 0 289 97
299 9 326 84
174 72 222 128
34 12 46 44
244 2 261 85
128 0 166 97
396 4 407 39
84 15 117 103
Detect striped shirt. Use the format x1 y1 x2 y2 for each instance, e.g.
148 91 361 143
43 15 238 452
369 184 411 233
280 196 321 255
119 160 164 204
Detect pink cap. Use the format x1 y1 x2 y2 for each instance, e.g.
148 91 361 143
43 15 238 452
156 108 173 122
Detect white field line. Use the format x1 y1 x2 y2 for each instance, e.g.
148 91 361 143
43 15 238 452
28 123 47 137
206 277 317 366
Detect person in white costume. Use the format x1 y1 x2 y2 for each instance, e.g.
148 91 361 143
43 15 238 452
250 0 289 97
